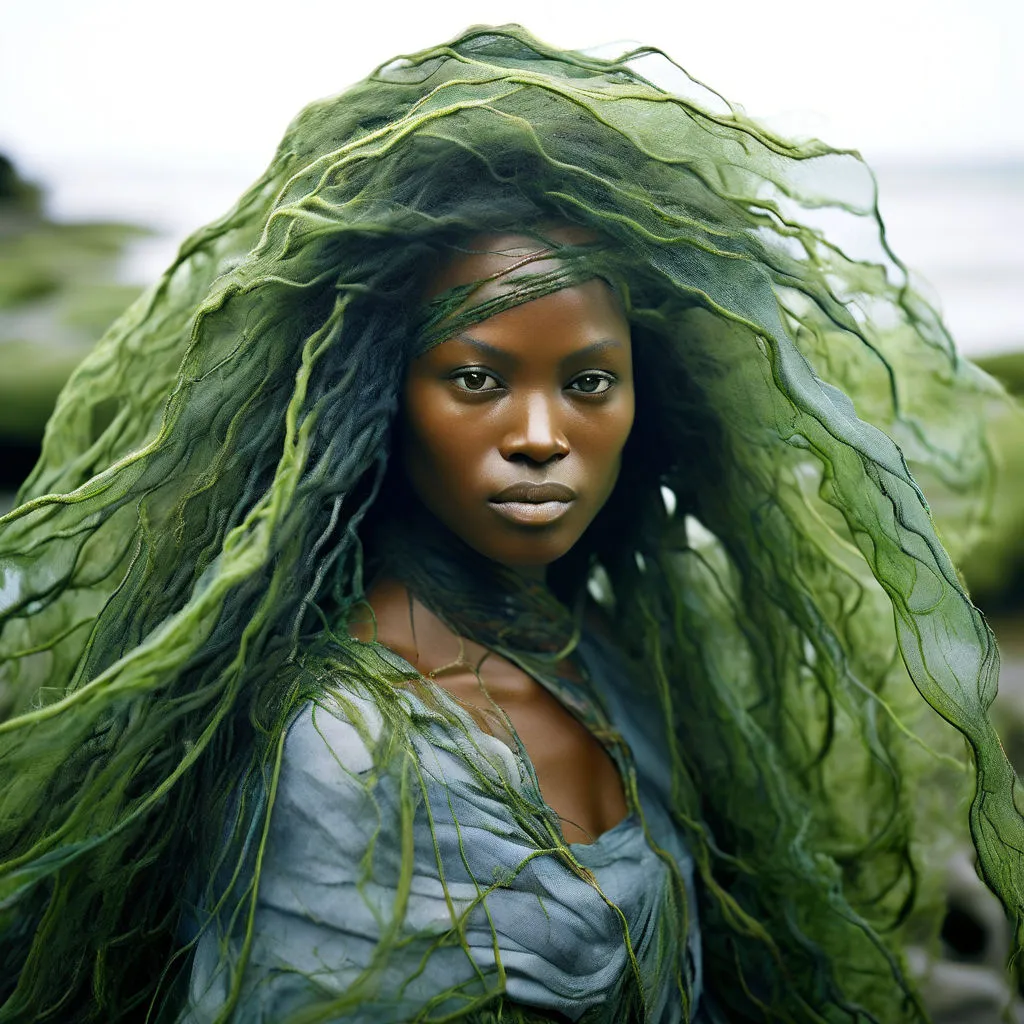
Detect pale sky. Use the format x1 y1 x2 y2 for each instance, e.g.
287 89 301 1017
2 0 1021 174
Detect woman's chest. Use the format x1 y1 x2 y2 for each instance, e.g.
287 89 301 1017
431 656 630 845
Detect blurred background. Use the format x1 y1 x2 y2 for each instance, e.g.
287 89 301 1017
1 0 1022 1015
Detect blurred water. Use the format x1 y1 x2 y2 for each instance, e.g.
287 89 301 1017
36 157 255 287
874 163 1024 357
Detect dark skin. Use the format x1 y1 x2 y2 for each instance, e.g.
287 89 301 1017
350 232 633 844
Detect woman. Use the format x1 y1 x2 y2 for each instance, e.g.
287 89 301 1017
0 25 1019 1023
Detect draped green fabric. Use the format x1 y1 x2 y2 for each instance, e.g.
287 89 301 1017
0 23 1019 1022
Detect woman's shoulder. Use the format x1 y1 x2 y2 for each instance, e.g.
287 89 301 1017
282 687 383 778
288 593 486 784
286 617 422 781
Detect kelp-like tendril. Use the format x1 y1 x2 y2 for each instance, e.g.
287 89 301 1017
0 24 1020 1023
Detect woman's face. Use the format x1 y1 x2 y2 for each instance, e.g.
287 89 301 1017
400 233 634 575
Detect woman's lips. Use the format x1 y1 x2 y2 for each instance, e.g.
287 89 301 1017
489 482 576 525
489 500 573 525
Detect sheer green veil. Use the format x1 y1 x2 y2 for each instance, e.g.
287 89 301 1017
0 23 1020 1022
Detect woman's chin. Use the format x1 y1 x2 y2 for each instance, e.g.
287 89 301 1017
473 533 582 575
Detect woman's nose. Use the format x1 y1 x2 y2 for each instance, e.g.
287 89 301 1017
500 391 570 464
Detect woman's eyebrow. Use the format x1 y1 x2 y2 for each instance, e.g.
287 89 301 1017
454 334 519 366
452 334 626 368
560 339 625 367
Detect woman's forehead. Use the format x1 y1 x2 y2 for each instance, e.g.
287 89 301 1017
413 281 631 377
424 226 600 300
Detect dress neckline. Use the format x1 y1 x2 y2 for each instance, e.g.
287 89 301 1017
568 811 641 855
360 634 638 849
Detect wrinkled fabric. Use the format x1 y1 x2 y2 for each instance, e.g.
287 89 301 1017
184 635 702 1022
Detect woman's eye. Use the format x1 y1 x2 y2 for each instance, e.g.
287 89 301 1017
452 370 500 392
568 373 614 395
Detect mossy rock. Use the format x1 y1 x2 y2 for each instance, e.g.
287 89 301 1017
0 155 148 445
963 352 1024 608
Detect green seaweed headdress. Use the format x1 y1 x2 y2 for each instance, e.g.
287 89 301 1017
0 23 1020 1022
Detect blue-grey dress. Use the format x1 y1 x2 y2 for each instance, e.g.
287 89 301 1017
182 632 704 1022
